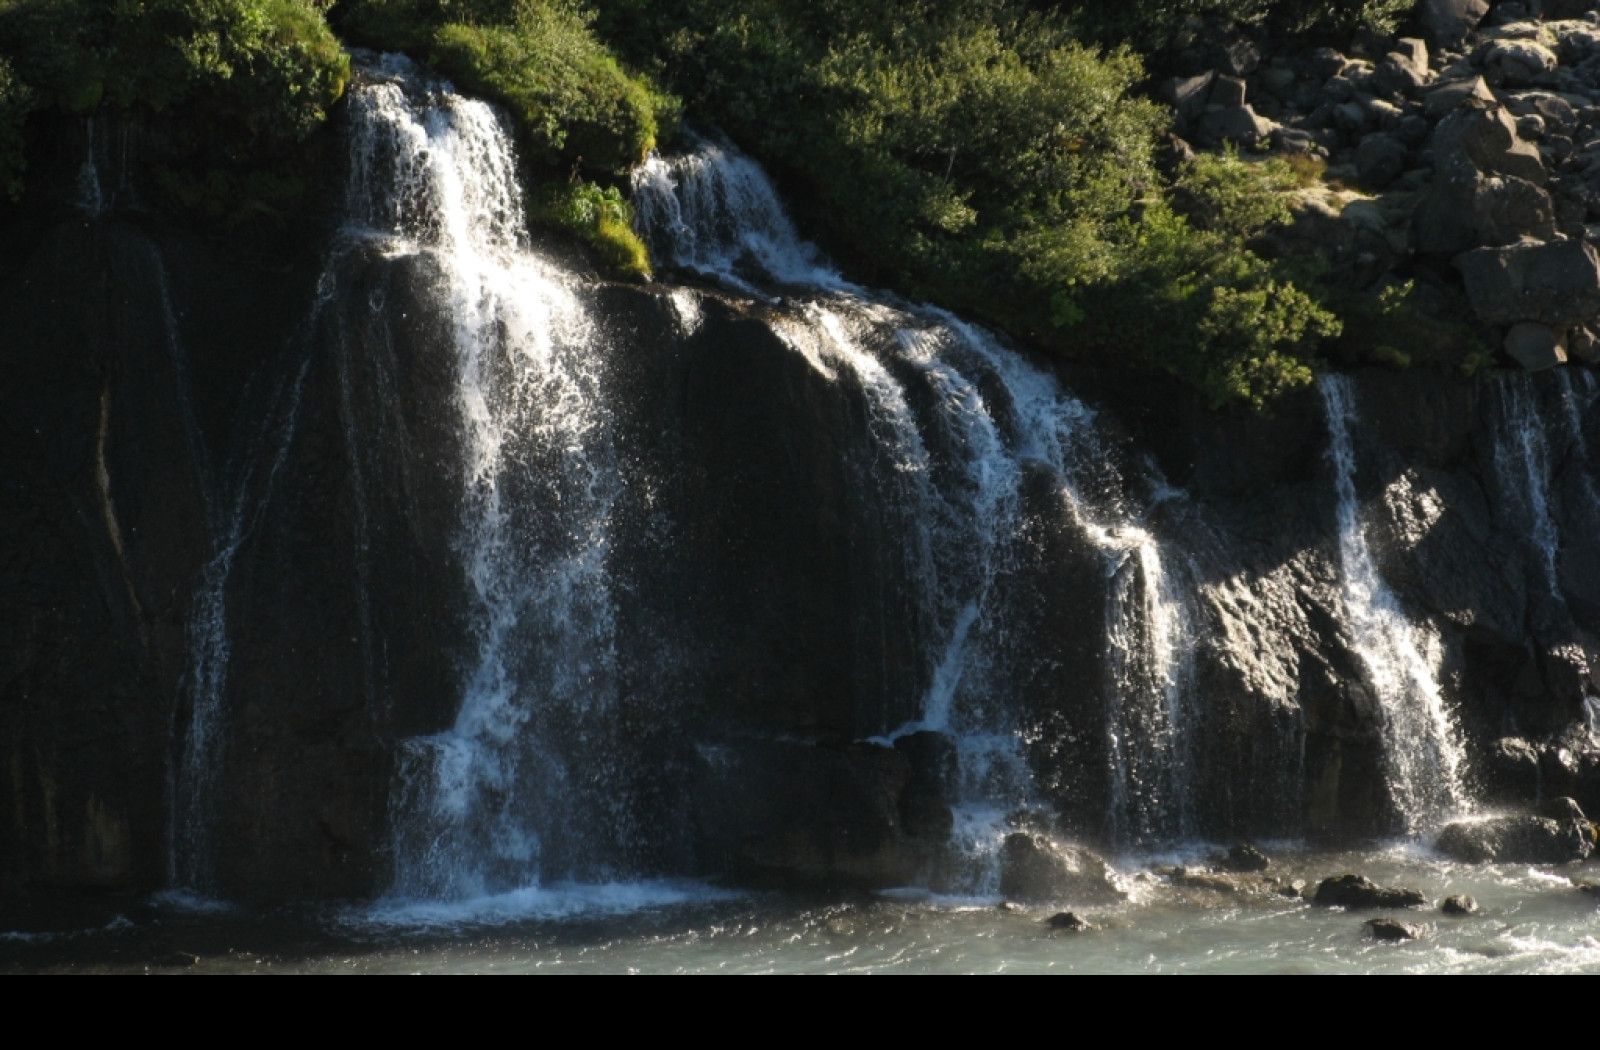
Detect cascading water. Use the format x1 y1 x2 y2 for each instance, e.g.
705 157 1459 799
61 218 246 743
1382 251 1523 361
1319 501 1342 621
634 139 1199 863
345 58 624 900
1320 375 1467 833
1490 374 1563 601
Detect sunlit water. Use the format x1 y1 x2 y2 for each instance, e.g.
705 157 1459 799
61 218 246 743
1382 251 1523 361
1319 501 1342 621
9 848 1600 973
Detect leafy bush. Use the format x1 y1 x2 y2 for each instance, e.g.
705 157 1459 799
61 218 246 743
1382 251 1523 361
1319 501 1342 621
337 0 674 176
528 179 650 278
1063 0 1413 50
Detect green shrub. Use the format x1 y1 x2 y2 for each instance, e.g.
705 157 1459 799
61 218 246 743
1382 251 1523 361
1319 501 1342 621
529 179 650 278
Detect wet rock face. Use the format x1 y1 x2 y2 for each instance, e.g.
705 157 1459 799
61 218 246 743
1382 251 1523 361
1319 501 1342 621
1436 814 1596 863
1313 873 1429 908
999 834 1125 904
1367 917 1423 940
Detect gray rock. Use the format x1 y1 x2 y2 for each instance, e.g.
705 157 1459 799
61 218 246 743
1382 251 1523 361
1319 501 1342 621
1164 72 1215 120
1367 917 1423 941
1482 39 1561 86
1324 74 1358 104
999 833 1125 904
1486 736 1544 801
1518 113 1548 139
1540 795 1589 822
1359 132 1410 187
1424 75 1498 118
1435 101 1547 186
1436 814 1595 862
1571 322 1600 361
1504 321 1569 370
1046 911 1093 931
1261 65 1297 96
1370 97 1406 131
1272 127 1322 154
1221 40 1261 77
1334 100 1373 133
1455 239 1600 323
1421 0 1491 48
1314 874 1429 908
1212 75 1248 109
1397 113 1435 146
1377 50 1432 96
1198 104 1274 146
1441 894 1479 914
1219 843 1271 872
1511 91 1579 134
1473 174 1557 243
1309 47 1349 80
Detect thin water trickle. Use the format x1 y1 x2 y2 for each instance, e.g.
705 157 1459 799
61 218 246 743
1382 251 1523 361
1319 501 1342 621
1491 374 1563 601
1320 375 1468 833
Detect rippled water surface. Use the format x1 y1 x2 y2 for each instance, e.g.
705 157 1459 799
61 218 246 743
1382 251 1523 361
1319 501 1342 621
7 847 1600 973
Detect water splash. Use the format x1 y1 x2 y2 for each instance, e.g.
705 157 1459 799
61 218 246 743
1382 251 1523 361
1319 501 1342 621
348 58 623 899
1320 375 1467 833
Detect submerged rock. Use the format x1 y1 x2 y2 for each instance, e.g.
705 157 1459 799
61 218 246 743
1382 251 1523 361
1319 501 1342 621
1216 843 1272 872
999 833 1125 904
1366 917 1423 941
1435 814 1595 863
1313 873 1429 908
1440 894 1479 915
1046 911 1093 931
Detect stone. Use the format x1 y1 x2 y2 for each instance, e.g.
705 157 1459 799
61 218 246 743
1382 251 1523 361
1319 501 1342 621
1397 114 1434 146
1211 75 1248 109
1505 321 1570 371
1424 75 1498 119
1220 40 1261 78
1435 101 1547 186
1485 736 1544 802
1441 894 1479 915
1540 795 1589 822
894 729 956 840
1455 239 1600 324
1512 92 1580 135
1472 174 1557 244
1435 814 1595 863
1481 39 1561 86
999 833 1125 904
1421 0 1491 48
1313 873 1429 908
1571 323 1600 362
1164 72 1216 120
1366 917 1423 941
1309 47 1349 80
1219 843 1271 872
1517 113 1548 139
1358 132 1409 187
1197 104 1274 146
1046 911 1093 931
1261 66 1297 95
1377 51 1431 97
1324 75 1358 104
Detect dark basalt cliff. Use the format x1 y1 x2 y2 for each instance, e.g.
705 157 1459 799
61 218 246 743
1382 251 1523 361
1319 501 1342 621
5 100 1600 903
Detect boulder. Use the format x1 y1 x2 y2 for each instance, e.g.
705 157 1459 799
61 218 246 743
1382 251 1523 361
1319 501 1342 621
1570 323 1600 363
1505 321 1569 372
1435 101 1547 186
1435 814 1595 863
1164 72 1216 121
1472 175 1557 244
894 729 956 840
1313 873 1429 908
1421 0 1490 48
1046 911 1093 931
1220 40 1261 78
1219 842 1272 872
1483 735 1544 802
1454 239 1600 324
1309 47 1349 80
1540 795 1589 822
1377 48 1432 96
1480 39 1561 86
999 833 1125 904
1366 917 1423 941
1441 894 1479 914
1197 105 1274 146
1424 76 1498 119
1212 75 1248 109
1358 132 1409 187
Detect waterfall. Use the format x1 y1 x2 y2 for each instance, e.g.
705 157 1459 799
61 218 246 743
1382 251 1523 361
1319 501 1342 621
634 139 1199 861
346 58 624 899
1320 375 1467 833
1490 374 1562 602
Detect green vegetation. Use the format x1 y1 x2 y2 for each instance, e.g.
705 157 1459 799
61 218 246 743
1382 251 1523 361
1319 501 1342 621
529 179 650 278
596 0 1340 407
0 0 348 217
1064 0 1414 50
